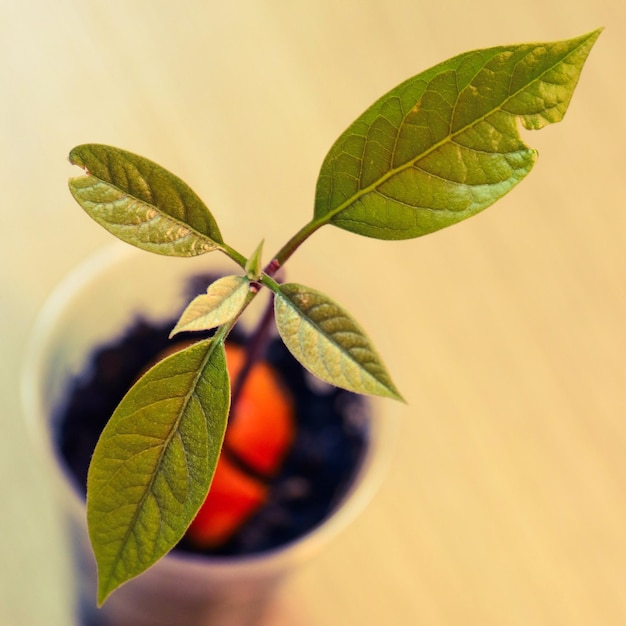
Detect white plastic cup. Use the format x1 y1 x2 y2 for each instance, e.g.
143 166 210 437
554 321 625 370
22 243 398 626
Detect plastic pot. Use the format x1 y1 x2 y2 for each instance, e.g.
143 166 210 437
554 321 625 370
22 243 398 626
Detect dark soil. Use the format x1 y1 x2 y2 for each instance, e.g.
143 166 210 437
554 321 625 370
56 275 370 557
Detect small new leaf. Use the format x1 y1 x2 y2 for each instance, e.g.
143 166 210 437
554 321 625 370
245 240 264 280
314 29 601 240
170 275 250 337
69 144 224 256
87 339 230 604
274 283 402 400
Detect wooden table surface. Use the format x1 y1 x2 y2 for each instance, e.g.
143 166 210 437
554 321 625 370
2 1 625 624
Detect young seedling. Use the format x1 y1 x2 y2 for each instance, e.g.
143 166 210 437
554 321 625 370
67 30 601 604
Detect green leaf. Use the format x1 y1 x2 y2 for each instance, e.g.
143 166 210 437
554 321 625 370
69 144 224 256
314 29 601 240
274 283 402 400
87 339 230 604
245 240 264 280
170 275 250 337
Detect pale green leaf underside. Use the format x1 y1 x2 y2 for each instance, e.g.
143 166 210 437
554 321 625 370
274 283 402 400
315 29 601 240
69 144 223 257
170 275 250 337
87 339 230 604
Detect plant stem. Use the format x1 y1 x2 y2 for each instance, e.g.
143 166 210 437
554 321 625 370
229 288 276 414
219 243 248 269
227 219 323 414
216 219 324 432
268 218 324 274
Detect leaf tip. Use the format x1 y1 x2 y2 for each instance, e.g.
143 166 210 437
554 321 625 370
572 27 604 60
168 318 186 339
96 586 109 608
587 26 604 40
378 381 406 403
391 389 407 404
96 569 119 607
574 27 603 60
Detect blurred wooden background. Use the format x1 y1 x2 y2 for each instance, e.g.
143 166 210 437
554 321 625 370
2 1 625 624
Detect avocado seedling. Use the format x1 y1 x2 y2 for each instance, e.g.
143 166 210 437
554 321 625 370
66 30 600 604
